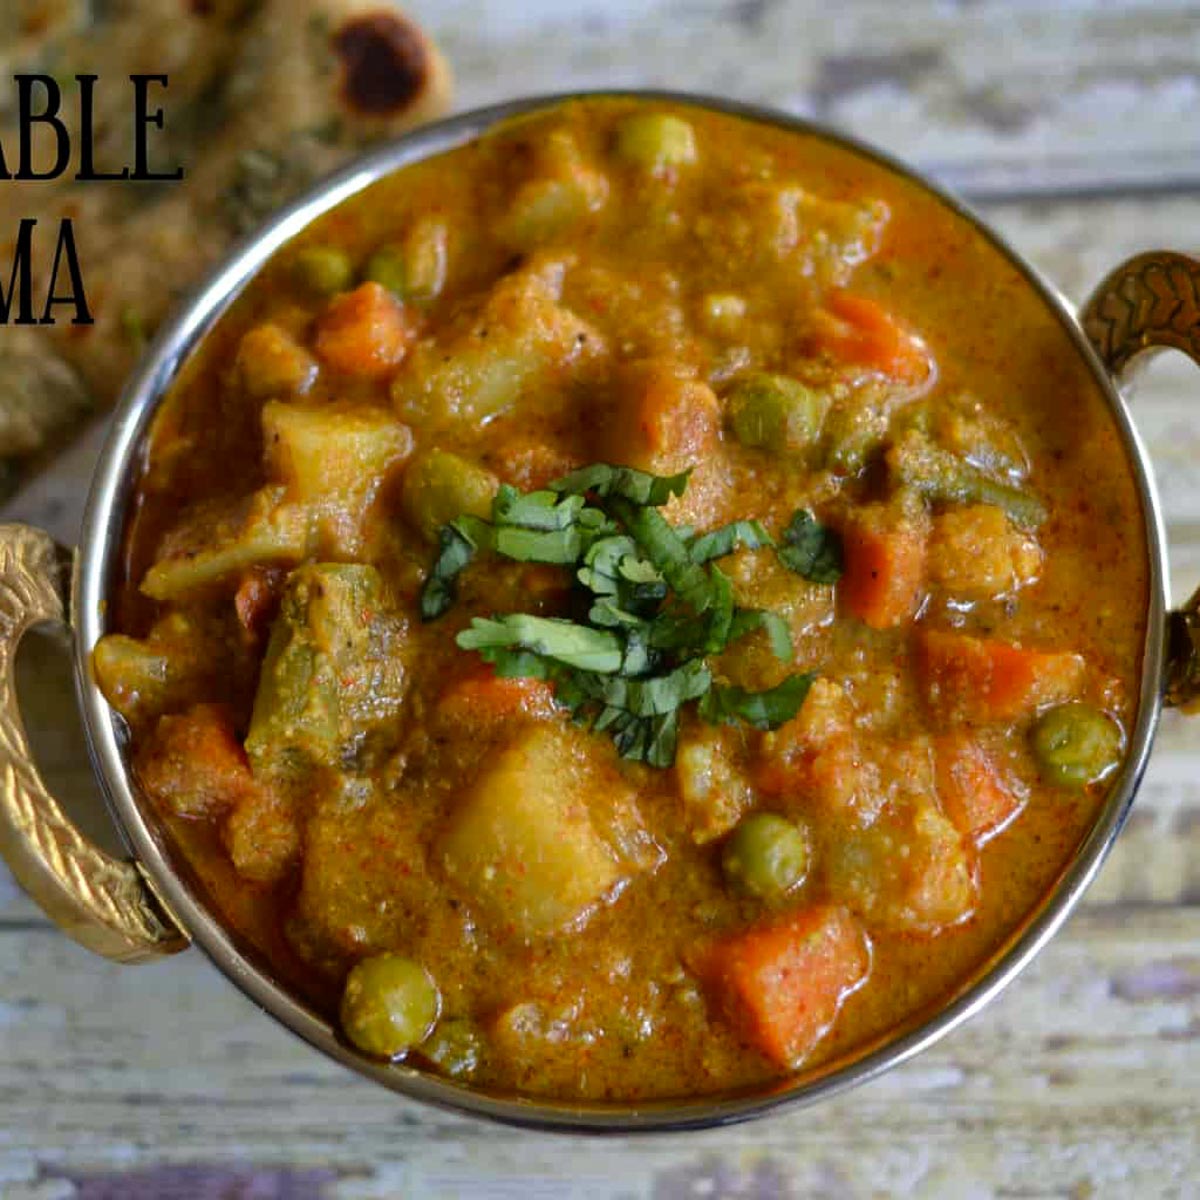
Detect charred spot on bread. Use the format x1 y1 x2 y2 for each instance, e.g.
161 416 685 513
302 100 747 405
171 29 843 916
333 13 429 117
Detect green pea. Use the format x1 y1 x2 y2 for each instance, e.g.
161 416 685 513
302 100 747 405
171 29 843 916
615 113 698 172
293 246 353 296
1030 702 1124 789
364 220 448 303
364 243 409 297
722 813 810 901
340 954 440 1059
727 373 830 456
420 1017 482 1077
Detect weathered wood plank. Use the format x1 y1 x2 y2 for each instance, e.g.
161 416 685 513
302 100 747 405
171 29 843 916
0 907 1194 1196
424 0 1200 197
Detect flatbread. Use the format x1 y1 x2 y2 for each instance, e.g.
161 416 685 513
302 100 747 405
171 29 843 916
0 0 451 488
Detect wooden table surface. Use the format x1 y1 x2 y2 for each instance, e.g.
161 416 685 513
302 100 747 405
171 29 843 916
2 2 1199 1196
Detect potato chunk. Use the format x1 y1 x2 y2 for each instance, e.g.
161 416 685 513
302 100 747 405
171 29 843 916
391 258 605 428
440 726 656 939
246 564 407 775
674 723 753 844
928 504 1042 598
235 323 317 400
696 182 887 286
262 401 413 557
823 740 978 933
501 129 609 250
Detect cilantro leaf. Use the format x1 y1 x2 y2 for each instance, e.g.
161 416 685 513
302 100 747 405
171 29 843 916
419 515 491 620
702 566 734 654
689 519 773 564
477 647 556 679
615 500 714 614
457 614 624 673
699 673 816 730
493 525 583 564
549 463 691 506
492 485 585 531
727 609 794 661
777 510 843 583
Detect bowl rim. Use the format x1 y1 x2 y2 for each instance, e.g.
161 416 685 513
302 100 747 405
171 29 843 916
72 89 1169 1132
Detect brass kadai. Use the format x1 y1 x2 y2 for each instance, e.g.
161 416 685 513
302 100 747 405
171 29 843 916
0 93 1195 1128
1081 250 1200 714
0 525 186 961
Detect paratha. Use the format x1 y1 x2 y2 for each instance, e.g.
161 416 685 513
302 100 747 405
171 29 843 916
0 0 451 490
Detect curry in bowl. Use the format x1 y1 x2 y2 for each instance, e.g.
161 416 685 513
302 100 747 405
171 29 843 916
93 98 1145 1102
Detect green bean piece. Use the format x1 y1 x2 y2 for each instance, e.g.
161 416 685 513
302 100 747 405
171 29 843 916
1030 702 1124 789
721 812 810 900
888 430 1047 528
293 246 354 296
615 113 698 172
727 373 829 456
401 448 498 544
340 954 440 1059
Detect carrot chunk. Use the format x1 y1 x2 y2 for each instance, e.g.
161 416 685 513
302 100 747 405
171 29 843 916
808 291 931 384
605 361 720 475
435 667 559 729
840 502 929 630
314 282 413 378
693 905 871 1069
935 732 1025 843
754 678 855 799
136 703 256 820
222 784 299 885
917 629 1084 725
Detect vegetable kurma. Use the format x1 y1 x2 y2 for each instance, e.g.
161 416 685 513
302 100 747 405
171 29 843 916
95 98 1147 1101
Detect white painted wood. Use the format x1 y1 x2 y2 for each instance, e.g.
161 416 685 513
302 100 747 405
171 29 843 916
420 0 1200 197
0 909 1195 1196
2 3 1200 1195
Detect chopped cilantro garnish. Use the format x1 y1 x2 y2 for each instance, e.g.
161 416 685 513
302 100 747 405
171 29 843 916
420 462 831 765
548 463 691 506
